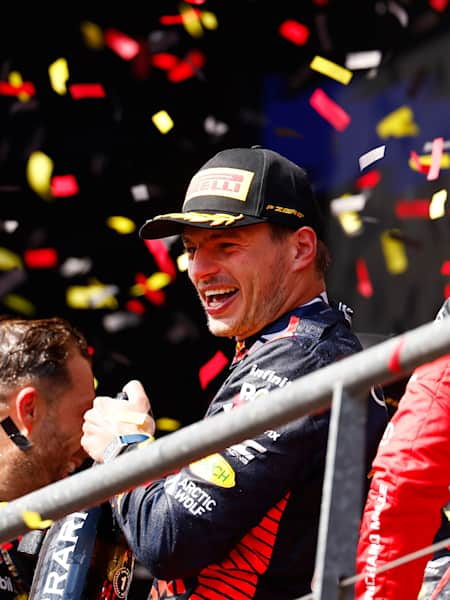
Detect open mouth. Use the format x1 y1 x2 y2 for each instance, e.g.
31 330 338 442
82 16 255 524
204 287 238 309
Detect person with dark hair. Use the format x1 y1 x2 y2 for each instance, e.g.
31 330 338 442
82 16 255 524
356 297 450 599
82 146 388 599
0 316 96 598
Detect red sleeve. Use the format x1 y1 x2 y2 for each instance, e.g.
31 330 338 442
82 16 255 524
355 354 450 599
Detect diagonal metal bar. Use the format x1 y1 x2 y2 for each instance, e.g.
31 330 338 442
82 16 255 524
0 317 449 545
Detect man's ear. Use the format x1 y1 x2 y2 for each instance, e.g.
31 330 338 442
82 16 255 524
292 227 317 270
14 387 39 436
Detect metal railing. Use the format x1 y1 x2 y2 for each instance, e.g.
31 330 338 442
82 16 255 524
1 315 450 598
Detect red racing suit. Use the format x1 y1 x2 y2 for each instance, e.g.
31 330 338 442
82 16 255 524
356 353 450 599
111 299 388 599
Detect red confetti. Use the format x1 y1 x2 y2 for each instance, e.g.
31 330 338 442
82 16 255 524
356 258 373 298
168 49 205 83
50 174 79 197
135 273 166 306
160 9 201 25
0 81 36 96
427 136 444 181
126 299 146 314
429 0 449 11
309 88 351 132
199 350 229 390
87 345 95 356
441 261 450 276
410 150 430 174
144 240 177 278
278 20 310 46
356 170 382 189
151 53 180 71
445 282 450 298
104 29 140 61
388 338 405 374
23 248 58 269
395 199 431 218
69 83 106 99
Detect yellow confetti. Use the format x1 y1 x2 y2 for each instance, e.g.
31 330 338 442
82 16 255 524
0 247 23 270
337 211 363 236
376 106 419 139
9 71 31 102
177 252 189 272
80 20 105 50
22 511 53 530
429 189 447 220
147 272 172 291
156 416 181 432
310 55 353 85
152 110 174 134
130 282 146 297
2 294 36 316
408 153 450 172
200 11 218 30
180 3 203 38
66 282 118 309
26 151 54 201
106 216 136 234
380 230 408 274
48 58 69 95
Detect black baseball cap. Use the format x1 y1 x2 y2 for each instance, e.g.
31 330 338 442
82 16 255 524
139 146 325 240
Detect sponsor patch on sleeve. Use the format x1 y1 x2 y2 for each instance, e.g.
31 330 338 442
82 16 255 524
189 453 236 488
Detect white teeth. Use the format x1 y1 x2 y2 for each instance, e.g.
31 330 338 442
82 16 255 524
205 288 236 297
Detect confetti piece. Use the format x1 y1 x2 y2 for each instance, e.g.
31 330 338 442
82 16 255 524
177 252 189 272
168 49 205 82
356 258 373 298
445 282 450 299
380 230 408 274
310 55 352 85
104 28 140 60
441 261 450 275
309 88 351 132
0 81 36 97
330 194 367 215
152 110 174 134
345 50 382 70
22 511 53 530
102 311 142 333
429 0 449 11
180 4 204 38
359 145 386 171
409 151 450 172
106 216 136 234
337 211 363 236
144 239 177 278
51 174 79 197
125 299 146 315
356 170 382 189
23 248 58 269
0 247 23 270
395 199 431 218
156 417 181 432
2 294 36 316
427 137 444 181
429 189 447 219
66 283 118 309
147 272 172 291
69 83 106 99
60 257 92 277
423 138 450 152
200 11 218 30
376 106 419 139
131 184 150 201
26 151 53 200
199 350 229 389
80 20 105 49
48 58 69 95
278 20 309 45
151 53 180 71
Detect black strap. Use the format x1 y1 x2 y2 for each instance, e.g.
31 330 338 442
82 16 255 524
0 417 32 451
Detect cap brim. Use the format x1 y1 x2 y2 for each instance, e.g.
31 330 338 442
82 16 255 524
139 211 265 240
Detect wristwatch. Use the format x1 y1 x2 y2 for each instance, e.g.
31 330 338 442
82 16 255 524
103 433 151 463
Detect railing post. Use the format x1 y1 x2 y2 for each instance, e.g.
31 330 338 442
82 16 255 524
313 382 367 600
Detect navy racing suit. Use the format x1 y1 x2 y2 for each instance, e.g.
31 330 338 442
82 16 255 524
112 298 388 599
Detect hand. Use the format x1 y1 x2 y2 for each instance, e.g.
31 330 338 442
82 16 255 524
81 380 155 463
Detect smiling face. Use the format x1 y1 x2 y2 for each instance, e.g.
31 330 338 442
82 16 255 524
183 223 318 340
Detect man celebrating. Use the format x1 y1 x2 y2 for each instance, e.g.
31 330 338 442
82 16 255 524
82 146 387 599
0 316 95 598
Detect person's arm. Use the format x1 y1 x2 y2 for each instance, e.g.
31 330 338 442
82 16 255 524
355 355 450 599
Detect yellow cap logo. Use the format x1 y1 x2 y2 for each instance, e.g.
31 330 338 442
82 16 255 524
189 453 235 488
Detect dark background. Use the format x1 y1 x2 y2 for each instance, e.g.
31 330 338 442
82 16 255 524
1 1 450 430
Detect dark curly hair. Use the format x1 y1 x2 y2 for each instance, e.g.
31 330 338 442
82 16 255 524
0 316 91 405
